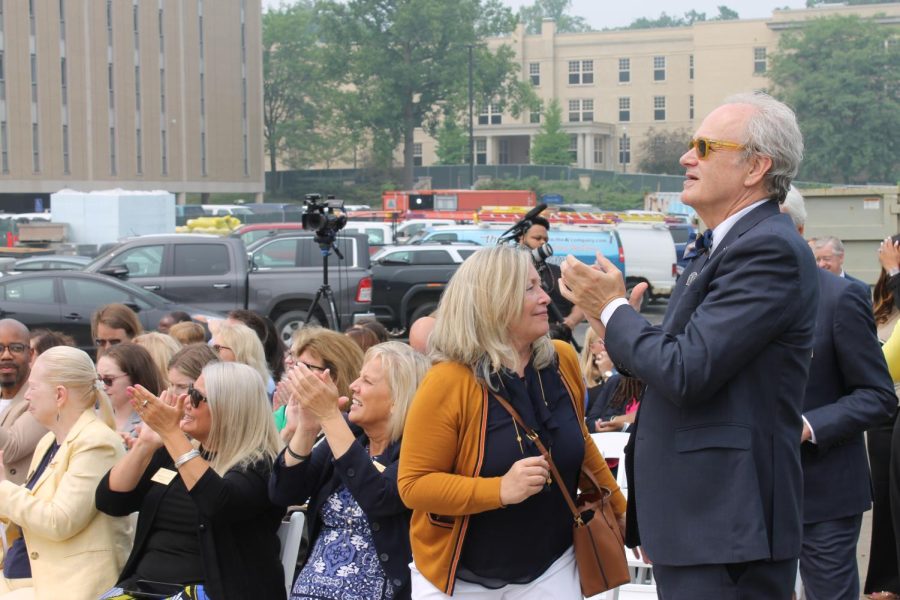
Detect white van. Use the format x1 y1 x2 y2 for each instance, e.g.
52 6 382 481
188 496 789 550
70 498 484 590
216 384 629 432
615 222 678 303
342 221 395 249
396 219 455 243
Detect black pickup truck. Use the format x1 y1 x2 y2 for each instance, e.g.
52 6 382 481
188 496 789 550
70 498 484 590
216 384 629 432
83 233 374 342
369 243 482 335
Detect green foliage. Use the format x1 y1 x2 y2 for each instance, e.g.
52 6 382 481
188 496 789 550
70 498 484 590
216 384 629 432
518 0 592 34
434 115 470 165
530 100 572 166
478 178 643 210
316 0 536 188
807 0 898 6
637 127 691 176
770 15 900 184
622 5 739 29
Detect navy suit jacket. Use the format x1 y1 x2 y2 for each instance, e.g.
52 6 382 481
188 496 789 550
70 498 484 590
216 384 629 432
801 269 895 524
606 200 819 566
843 272 870 299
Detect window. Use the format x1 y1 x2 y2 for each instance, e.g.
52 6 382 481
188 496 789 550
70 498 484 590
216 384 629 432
529 62 540 86
619 135 631 165
478 103 502 125
32 123 39 172
653 56 666 81
379 251 411 265
618 58 630 83
62 124 70 174
654 96 666 121
618 97 630 122
568 99 593 123
568 60 593 85
2 278 54 303
30 54 37 103
412 250 454 265
689 55 694 80
689 95 694 120
111 245 164 276
754 47 767 74
413 142 422 167
498 139 509 165
109 126 117 175
61 278 149 309
475 138 486 165
174 244 230 276
530 110 541 124
569 135 577 163
593 135 603 166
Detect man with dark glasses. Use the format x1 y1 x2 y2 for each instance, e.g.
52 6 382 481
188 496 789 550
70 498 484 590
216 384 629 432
560 92 817 599
0 320 47 485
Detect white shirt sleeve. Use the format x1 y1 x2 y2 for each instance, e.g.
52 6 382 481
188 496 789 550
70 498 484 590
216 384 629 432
600 298 630 326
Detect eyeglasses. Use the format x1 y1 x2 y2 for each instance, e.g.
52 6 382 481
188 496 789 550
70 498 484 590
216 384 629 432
187 383 207 408
688 137 746 160
94 338 124 348
298 361 327 373
0 343 28 355
98 373 129 387
212 344 231 354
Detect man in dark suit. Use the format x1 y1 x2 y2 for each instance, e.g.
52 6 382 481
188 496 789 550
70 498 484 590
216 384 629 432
811 235 870 296
781 189 896 600
560 92 818 598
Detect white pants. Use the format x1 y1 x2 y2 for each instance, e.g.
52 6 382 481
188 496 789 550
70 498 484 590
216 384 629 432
411 547 581 599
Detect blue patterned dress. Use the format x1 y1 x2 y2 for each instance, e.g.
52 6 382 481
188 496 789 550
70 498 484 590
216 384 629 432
290 486 395 600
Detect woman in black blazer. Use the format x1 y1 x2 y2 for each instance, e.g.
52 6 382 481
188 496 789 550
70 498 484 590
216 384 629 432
269 342 430 600
96 361 286 600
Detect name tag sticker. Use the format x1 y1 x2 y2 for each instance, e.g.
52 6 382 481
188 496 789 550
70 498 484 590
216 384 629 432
371 460 386 473
151 468 178 485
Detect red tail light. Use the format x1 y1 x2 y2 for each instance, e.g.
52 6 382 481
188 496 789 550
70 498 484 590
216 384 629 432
356 276 372 303
618 244 625 267
672 263 678 277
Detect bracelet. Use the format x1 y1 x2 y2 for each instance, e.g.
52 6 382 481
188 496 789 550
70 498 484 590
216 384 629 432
285 444 311 462
173 449 201 469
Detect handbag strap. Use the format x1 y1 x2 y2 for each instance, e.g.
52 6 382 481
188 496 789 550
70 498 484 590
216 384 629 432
490 392 588 525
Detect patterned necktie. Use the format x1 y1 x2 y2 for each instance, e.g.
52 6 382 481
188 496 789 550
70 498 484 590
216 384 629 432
683 229 713 261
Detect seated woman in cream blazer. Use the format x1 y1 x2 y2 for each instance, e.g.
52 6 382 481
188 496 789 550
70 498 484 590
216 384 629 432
0 346 133 600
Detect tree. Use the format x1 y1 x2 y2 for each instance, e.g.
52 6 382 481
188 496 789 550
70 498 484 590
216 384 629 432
770 15 900 184
530 100 571 165
317 0 536 188
623 6 738 29
807 0 898 6
434 113 469 165
518 0 591 34
637 127 691 175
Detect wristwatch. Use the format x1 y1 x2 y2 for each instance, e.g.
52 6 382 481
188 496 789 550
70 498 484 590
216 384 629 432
602 370 614 381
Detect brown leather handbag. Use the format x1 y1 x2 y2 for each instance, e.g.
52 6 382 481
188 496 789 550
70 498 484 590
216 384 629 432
492 394 631 596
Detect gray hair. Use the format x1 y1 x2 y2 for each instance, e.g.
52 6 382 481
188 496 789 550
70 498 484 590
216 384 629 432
724 91 803 204
813 235 845 256
781 186 807 229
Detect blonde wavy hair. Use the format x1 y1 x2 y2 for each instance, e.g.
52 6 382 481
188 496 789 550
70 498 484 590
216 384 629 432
134 332 182 386
579 327 602 386
201 361 282 475
37 346 115 429
429 245 555 388
213 321 270 386
364 342 431 442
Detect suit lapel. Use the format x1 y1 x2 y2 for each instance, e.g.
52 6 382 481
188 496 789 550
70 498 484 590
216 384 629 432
30 411 94 494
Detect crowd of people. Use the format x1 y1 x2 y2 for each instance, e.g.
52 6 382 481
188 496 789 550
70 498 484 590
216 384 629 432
0 90 896 600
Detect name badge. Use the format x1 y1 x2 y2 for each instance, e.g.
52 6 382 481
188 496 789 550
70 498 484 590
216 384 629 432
371 460 386 473
151 468 178 485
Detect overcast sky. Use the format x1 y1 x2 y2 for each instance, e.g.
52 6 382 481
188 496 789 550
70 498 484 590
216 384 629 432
261 0 810 29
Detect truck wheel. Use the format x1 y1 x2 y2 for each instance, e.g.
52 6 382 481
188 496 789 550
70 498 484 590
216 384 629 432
409 303 438 329
274 310 324 345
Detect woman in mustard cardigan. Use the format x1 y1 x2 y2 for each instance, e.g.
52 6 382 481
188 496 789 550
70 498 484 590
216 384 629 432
398 245 627 598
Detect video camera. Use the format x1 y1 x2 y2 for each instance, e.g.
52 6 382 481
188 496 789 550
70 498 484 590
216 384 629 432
301 194 347 247
497 203 554 264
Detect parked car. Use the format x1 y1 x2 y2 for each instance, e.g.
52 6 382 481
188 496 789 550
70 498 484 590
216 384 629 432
342 221 396 252
395 219 455 243
83 233 373 343
0 271 221 354
10 255 92 272
369 243 482 334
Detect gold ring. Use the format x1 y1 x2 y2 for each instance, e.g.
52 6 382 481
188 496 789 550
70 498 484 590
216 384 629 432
141 400 149 408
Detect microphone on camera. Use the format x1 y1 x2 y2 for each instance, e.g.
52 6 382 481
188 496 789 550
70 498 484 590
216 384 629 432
498 203 548 244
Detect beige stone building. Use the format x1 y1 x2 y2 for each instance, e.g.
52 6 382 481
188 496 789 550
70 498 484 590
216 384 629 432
0 0 264 209
411 2 900 173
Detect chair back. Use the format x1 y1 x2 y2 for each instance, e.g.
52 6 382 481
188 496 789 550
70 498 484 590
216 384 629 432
277 510 306 595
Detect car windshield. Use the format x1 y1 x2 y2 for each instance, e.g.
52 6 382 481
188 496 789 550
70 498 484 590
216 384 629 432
84 242 126 269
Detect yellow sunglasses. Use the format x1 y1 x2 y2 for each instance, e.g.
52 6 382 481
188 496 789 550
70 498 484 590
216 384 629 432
689 137 746 160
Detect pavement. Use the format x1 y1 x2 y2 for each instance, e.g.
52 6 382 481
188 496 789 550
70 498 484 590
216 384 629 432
576 297 877 599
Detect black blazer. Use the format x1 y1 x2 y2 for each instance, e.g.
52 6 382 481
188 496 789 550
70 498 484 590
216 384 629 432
801 269 896 524
95 448 286 600
269 434 411 600
607 201 819 565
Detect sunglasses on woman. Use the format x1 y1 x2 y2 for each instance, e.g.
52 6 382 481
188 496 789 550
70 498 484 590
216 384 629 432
688 137 746 160
186 383 207 408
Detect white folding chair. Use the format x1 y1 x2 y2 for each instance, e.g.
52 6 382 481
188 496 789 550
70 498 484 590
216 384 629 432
277 510 306 596
590 432 630 497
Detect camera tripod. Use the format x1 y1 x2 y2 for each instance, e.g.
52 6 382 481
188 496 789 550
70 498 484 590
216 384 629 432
305 235 344 332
